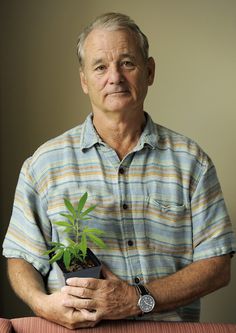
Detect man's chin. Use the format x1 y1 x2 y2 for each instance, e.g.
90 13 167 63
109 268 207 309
104 97 133 110
104 103 133 113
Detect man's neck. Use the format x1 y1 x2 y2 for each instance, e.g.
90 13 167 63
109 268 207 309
92 111 146 160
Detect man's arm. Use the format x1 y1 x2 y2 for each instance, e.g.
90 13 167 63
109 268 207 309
7 258 100 329
147 254 231 312
62 254 231 320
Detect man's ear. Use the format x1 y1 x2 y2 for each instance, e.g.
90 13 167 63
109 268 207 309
147 57 155 86
80 70 89 94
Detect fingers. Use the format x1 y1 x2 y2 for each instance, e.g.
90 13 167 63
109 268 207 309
65 309 99 329
74 309 100 328
42 292 100 329
61 279 99 313
62 285 94 299
62 294 96 311
61 270 131 322
65 277 99 289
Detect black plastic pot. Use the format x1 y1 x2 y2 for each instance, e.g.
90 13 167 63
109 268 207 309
57 248 102 281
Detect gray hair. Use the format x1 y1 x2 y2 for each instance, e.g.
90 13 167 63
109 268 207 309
77 12 149 69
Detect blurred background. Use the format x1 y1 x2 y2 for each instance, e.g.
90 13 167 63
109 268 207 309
1 0 235 322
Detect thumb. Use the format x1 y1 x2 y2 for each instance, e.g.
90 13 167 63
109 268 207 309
102 264 120 280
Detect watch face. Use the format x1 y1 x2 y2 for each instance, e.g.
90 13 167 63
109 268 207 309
139 294 155 313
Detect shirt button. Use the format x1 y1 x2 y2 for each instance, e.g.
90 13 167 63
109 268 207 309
128 240 133 246
134 277 140 284
119 167 125 174
123 203 128 210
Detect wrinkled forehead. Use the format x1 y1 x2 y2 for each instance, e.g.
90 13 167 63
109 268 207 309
83 28 141 62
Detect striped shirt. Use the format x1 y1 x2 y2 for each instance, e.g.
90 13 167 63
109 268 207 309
3 113 236 322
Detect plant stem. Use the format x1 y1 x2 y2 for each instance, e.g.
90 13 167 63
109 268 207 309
75 218 79 244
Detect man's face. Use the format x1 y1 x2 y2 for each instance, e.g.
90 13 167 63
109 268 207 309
80 28 155 116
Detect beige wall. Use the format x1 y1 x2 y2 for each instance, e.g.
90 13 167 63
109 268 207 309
0 0 235 322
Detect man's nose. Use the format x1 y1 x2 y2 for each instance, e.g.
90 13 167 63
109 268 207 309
108 65 124 84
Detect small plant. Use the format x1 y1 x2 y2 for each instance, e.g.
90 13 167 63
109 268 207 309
44 192 106 272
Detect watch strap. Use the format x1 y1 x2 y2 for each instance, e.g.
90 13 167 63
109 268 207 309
135 284 149 296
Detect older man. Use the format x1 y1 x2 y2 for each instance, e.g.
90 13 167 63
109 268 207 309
3 12 236 329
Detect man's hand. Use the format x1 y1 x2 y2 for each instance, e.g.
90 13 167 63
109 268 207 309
61 266 140 321
7 259 100 329
38 291 100 329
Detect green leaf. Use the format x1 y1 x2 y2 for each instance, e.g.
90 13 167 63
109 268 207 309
84 227 105 235
63 249 71 270
80 205 96 218
53 221 72 228
50 241 64 247
75 252 84 262
70 246 78 257
63 227 73 234
77 192 88 214
49 249 64 264
64 199 77 218
72 243 84 261
43 249 54 255
44 243 64 254
80 233 87 259
66 238 76 246
87 233 107 249
60 213 74 224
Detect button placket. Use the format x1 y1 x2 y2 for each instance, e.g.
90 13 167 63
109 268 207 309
118 161 140 286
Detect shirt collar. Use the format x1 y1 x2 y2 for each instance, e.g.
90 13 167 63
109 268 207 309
80 112 159 151
80 114 101 151
136 112 159 150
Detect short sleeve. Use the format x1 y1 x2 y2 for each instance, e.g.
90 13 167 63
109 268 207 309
2 158 51 276
192 155 236 261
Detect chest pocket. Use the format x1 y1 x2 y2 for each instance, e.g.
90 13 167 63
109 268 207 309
144 197 192 257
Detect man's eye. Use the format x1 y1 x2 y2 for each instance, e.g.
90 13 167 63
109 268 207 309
122 61 135 68
95 65 106 72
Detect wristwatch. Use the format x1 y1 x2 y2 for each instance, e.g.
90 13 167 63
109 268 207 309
135 284 155 313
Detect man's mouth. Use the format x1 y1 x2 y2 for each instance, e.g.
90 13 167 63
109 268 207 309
107 90 129 96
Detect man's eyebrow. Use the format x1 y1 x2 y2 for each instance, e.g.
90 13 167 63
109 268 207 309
91 54 136 67
119 53 136 61
91 58 104 67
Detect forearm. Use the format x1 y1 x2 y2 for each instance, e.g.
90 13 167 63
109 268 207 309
147 254 231 313
7 258 47 315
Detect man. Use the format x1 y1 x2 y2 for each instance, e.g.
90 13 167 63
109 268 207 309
2 12 236 329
